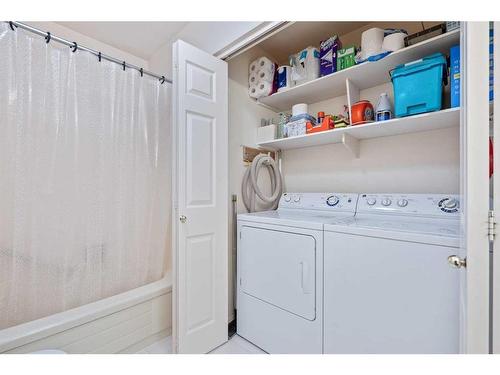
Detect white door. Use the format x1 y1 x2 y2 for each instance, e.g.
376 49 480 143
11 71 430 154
461 22 491 353
172 40 228 354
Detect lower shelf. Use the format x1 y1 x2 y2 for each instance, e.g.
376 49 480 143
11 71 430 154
257 108 460 157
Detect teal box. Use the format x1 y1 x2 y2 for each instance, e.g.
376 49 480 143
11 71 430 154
391 53 448 117
450 45 460 108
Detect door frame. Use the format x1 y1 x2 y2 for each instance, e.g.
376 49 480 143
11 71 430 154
493 21 500 354
171 21 494 354
462 21 491 354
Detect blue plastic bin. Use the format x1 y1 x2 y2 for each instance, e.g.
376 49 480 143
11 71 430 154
391 53 448 117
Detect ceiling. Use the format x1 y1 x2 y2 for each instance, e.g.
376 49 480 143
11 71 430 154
58 22 188 60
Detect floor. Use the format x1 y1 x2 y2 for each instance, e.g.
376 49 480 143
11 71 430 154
136 334 266 354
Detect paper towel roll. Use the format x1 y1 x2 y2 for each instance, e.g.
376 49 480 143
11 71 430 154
382 32 407 52
256 56 275 73
292 103 308 116
256 81 273 98
248 84 259 99
249 72 258 85
361 27 385 60
257 69 274 83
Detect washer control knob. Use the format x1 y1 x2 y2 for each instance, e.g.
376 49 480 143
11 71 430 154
397 199 409 207
284 195 291 202
326 195 339 207
366 198 377 206
381 198 392 206
294 195 301 203
443 198 458 209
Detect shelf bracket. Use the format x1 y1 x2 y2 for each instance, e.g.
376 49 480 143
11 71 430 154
341 133 360 158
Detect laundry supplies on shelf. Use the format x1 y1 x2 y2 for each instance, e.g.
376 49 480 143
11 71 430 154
391 53 448 117
248 56 277 99
306 112 335 134
319 35 342 77
337 46 356 71
290 46 320 86
376 93 393 122
277 65 292 92
285 112 316 138
450 45 460 108
351 100 374 125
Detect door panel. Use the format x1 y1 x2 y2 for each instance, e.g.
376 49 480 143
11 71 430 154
240 226 316 320
173 40 228 354
186 111 214 206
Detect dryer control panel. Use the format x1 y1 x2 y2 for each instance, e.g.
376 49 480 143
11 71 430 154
279 193 359 213
357 194 461 217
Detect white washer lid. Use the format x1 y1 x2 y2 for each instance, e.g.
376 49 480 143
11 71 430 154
324 216 460 247
238 209 355 231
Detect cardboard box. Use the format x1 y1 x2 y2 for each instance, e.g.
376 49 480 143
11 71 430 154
337 46 356 71
450 45 460 108
319 36 342 77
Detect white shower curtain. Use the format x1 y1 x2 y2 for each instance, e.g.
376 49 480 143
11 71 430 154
0 23 171 329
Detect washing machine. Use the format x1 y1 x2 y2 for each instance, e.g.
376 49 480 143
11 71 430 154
237 192 359 353
323 193 461 354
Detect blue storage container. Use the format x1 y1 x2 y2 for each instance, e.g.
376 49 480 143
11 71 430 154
391 53 448 117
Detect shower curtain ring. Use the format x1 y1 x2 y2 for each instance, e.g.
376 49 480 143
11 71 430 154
160 76 166 84
140 68 143 77
9 22 17 31
45 32 51 44
98 52 102 62
122 61 126 71
71 42 77 52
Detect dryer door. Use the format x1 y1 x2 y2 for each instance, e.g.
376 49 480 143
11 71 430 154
240 225 316 320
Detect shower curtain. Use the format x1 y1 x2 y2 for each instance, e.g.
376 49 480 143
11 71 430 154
0 23 171 329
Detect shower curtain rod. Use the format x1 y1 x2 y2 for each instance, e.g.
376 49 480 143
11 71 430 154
6 21 172 84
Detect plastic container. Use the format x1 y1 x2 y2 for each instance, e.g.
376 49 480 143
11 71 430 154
391 53 447 117
376 93 392 121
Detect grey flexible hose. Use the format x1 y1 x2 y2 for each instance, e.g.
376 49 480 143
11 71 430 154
242 153 283 212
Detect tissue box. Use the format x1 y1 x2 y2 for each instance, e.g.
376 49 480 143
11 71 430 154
320 36 342 77
450 45 460 108
257 124 276 143
285 119 308 138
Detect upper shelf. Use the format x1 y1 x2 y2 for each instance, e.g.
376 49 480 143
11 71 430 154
258 30 460 111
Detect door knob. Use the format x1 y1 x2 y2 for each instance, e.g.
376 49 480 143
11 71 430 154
179 215 187 223
448 255 466 269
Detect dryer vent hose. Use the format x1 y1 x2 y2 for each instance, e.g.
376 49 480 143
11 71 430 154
242 153 283 213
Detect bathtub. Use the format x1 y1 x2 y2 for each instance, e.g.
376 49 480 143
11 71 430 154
0 274 172 354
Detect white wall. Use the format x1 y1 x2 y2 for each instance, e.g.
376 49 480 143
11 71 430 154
25 22 148 67
148 22 263 79
283 82 459 194
227 46 277 322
